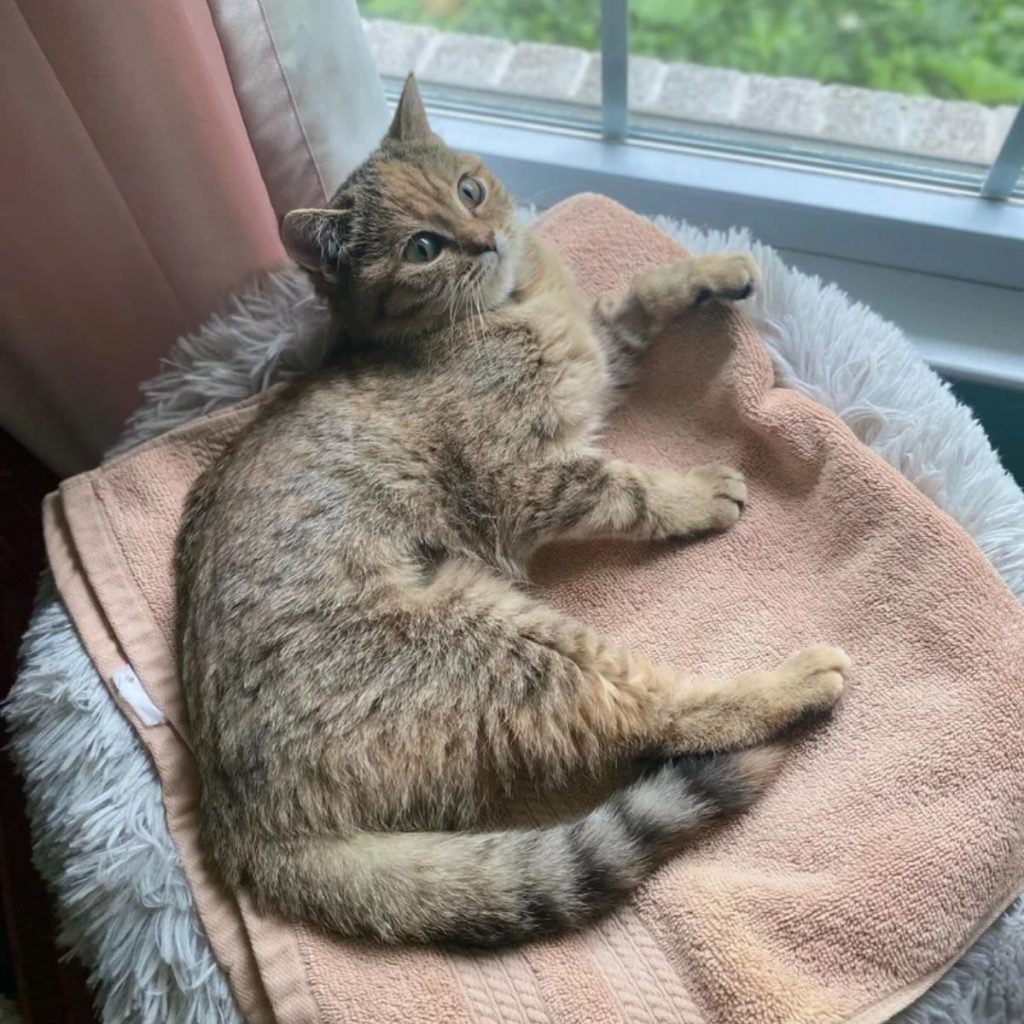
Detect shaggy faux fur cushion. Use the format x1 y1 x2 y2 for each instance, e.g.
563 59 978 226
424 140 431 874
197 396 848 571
8 213 1024 1023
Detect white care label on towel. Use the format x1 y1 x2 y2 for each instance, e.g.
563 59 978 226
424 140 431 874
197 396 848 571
111 664 167 727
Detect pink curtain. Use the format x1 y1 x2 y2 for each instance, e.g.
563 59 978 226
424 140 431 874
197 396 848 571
0 0 285 475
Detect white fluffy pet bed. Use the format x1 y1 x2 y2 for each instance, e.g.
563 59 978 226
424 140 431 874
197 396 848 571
9 213 1024 1024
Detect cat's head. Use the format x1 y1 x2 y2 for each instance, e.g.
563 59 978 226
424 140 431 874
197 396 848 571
281 74 524 342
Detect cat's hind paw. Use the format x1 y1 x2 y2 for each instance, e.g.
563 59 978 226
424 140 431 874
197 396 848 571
770 645 850 721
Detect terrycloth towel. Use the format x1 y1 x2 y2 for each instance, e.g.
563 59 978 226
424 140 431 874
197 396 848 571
43 195 1024 1024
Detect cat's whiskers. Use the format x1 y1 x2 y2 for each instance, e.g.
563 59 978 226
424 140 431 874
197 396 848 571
454 271 486 348
470 280 487 348
467 292 480 348
447 281 457 342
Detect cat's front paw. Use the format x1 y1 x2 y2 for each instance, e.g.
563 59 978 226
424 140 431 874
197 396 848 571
690 253 761 305
649 464 746 539
684 464 747 530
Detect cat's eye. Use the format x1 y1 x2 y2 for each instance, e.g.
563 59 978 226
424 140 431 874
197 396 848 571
404 232 443 263
458 175 485 209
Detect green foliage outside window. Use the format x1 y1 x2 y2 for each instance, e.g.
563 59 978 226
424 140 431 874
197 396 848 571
361 0 1024 106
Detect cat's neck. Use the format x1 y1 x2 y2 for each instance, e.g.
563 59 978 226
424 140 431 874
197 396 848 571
506 228 585 313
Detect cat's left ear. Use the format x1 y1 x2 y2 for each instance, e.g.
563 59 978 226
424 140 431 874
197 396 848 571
281 208 348 275
387 73 433 143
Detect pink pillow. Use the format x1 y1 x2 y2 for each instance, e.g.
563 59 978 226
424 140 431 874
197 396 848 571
207 0 390 214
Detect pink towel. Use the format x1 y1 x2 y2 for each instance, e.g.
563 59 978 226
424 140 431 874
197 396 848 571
44 195 1024 1024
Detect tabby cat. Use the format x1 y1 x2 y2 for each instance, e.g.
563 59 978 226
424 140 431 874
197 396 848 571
176 74 849 947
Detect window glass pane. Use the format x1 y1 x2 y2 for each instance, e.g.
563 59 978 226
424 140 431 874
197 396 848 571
627 0 1023 177
359 1 602 122
359 1 1022 188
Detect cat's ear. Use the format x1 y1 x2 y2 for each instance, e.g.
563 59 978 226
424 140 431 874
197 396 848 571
281 208 347 274
387 73 432 143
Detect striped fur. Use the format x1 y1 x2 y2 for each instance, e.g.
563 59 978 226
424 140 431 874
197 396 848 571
247 748 785 946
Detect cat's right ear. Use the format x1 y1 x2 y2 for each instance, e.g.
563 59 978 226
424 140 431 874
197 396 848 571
281 208 347 275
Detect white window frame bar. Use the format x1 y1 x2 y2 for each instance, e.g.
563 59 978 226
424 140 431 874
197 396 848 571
982 104 1024 200
600 0 628 141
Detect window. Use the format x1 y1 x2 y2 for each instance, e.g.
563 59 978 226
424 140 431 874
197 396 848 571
360 0 1024 197
361 1 603 124
626 0 1023 188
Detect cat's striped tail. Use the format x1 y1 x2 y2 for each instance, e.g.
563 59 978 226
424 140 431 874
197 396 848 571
247 746 784 946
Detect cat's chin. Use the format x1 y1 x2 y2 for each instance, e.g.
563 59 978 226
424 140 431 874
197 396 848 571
467 252 516 312
487 258 518 307
486 228 525 306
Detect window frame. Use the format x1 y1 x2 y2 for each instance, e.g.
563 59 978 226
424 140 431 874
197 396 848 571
984 105 1024 199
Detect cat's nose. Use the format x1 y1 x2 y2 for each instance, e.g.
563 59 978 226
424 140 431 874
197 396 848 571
465 231 497 255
